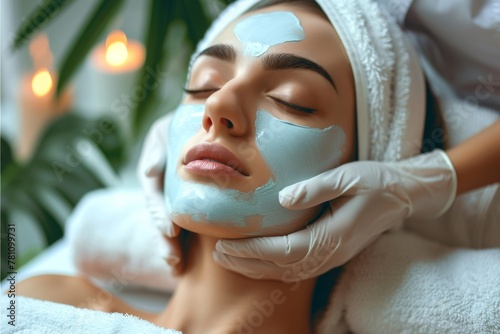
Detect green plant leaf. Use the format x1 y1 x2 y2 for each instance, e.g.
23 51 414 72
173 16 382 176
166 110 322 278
1 113 125 280
178 0 211 46
1 209 12 280
218 0 235 7
56 0 125 96
11 0 75 49
10 190 63 245
1 137 15 173
1 138 20 193
131 0 175 137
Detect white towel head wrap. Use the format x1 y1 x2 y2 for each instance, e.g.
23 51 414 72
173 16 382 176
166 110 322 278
191 0 425 162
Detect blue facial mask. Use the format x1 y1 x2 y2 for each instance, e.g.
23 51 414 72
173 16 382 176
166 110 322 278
233 11 305 57
164 104 346 236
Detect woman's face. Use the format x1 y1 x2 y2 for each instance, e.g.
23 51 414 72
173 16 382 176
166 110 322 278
164 2 355 238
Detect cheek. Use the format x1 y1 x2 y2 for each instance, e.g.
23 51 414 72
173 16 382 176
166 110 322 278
254 110 346 186
166 104 205 163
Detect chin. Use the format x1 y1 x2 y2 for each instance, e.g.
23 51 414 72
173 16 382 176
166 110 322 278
171 207 320 239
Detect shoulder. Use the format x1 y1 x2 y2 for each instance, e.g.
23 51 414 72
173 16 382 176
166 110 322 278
16 274 125 313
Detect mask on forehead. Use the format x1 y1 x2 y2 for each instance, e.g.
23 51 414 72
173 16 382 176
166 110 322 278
233 11 305 57
164 104 346 237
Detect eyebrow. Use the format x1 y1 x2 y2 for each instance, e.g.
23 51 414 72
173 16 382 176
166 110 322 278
198 44 236 62
197 44 337 92
262 53 337 92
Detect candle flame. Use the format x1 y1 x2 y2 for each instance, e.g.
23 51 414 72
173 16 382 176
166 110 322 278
105 30 129 66
32 68 53 97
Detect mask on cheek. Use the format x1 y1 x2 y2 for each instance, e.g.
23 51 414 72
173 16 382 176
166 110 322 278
164 104 346 236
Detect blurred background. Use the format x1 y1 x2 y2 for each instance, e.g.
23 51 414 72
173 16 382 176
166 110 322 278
1 0 234 280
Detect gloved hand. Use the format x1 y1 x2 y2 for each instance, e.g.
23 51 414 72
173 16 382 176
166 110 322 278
137 113 183 274
213 149 457 281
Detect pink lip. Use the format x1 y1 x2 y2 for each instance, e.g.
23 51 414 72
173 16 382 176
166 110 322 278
184 143 249 177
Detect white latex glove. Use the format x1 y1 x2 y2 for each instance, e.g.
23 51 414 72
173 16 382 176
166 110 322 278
137 113 182 274
213 149 457 281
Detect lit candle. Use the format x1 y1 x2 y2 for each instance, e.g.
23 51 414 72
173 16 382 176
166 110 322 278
17 35 72 161
74 30 145 117
32 68 53 97
95 30 145 72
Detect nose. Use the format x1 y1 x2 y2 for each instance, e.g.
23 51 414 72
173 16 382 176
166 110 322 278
202 84 249 137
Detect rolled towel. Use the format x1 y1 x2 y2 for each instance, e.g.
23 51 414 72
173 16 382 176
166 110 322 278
66 189 177 292
1 296 180 333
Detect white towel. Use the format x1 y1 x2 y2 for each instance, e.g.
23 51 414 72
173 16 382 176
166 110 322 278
66 189 177 293
1 296 180 334
317 231 500 334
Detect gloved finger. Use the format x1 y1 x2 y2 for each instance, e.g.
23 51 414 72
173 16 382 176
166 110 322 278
163 235 183 277
215 228 311 265
329 192 407 237
281 197 362 270
279 165 363 209
213 251 287 280
308 193 405 268
147 191 180 237
214 250 327 282
141 126 166 179
137 114 172 183
145 155 166 178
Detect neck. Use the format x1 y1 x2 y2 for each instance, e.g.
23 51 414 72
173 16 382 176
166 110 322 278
155 233 316 334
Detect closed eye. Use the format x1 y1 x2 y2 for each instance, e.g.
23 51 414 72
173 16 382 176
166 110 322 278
268 96 316 114
184 88 316 114
183 87 219 97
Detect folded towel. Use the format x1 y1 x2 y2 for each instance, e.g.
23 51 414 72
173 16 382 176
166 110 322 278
317 232 500 334
66 189 177 293
1 296 180 334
